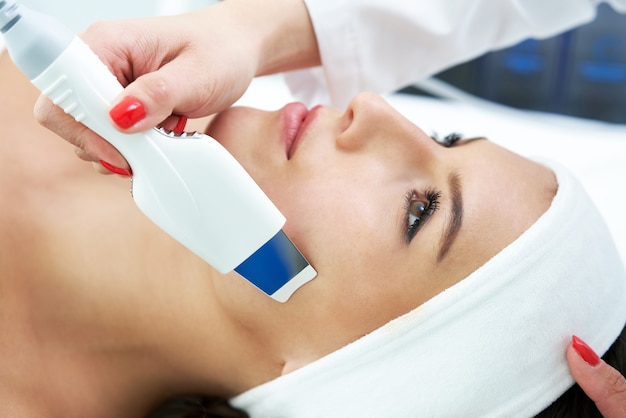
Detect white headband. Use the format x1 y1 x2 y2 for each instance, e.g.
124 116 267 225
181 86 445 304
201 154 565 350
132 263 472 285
231 160 626 417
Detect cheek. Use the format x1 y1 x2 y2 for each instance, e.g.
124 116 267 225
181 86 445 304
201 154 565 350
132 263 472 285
205 107 277 166
275 171 437 318
279 174 397 281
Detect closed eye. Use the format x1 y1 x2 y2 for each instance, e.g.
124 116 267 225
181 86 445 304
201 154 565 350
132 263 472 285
430 132 486 148
430 132 463 147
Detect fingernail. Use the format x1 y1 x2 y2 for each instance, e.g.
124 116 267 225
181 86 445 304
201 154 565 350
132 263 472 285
572 335 600 366
174 115 188 133
109 97 146 129
99 160 133 177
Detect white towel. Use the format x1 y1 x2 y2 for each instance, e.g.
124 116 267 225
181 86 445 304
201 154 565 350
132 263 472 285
230 160 626 417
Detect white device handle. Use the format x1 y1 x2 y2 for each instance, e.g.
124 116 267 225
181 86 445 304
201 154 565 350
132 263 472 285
33 38 286 272
2 1 316 301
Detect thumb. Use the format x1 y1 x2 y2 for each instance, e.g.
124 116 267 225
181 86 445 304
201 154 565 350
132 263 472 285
567 335 626 418
108 58 211 133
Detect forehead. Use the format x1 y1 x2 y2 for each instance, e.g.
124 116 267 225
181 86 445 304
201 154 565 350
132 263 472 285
438 141 557 283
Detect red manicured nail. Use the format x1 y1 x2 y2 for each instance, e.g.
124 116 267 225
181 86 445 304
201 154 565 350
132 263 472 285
109 97 146 129
572 335 600 366
99 160 133 177
174 115 188 133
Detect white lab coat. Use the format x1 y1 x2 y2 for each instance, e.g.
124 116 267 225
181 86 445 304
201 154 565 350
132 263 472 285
286 0 626 107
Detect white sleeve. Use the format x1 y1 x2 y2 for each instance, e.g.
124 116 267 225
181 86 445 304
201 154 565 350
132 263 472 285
285 0 626 107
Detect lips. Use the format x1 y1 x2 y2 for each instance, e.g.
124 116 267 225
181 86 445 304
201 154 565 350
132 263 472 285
281 102 310 159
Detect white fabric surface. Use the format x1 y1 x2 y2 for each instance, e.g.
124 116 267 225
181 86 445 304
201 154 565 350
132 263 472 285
287 0 626 108
231 160 626 417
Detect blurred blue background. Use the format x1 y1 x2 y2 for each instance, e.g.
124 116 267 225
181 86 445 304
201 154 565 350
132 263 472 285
412 4 626 123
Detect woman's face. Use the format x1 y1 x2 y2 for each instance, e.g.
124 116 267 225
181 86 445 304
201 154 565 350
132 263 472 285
206 93 556 329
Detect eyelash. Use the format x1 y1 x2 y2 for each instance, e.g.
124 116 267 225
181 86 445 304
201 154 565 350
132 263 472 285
404 188 441 243
430 132 463 147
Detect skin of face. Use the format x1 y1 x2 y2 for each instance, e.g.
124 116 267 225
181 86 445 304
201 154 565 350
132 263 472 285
204 92 557 350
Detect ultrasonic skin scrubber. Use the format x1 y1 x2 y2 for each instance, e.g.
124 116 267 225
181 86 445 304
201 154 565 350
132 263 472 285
0 1 316 302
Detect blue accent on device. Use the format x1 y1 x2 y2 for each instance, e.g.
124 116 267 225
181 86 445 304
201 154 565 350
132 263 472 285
235 230 310 296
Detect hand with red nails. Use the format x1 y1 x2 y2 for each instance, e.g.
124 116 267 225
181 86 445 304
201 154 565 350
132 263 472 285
568 336 626 417
33 0 320 174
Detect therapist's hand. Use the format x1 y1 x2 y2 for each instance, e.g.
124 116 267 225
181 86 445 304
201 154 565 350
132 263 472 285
34 0 319 173
568 335 626 417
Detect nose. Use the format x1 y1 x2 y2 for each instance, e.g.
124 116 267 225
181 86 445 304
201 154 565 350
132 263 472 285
335 92 388 151
336 92 439 158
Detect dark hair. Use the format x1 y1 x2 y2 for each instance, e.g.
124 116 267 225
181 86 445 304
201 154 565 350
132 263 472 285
145 395 248 418
147 324 626 418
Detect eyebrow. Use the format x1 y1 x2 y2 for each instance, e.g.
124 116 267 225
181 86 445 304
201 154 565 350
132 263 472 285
437 171 463 263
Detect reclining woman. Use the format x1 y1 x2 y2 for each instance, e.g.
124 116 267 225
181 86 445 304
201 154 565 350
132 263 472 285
5 0 626 416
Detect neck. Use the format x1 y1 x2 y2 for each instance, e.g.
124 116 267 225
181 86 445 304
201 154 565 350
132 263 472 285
10 308 195 417
1 266 250 417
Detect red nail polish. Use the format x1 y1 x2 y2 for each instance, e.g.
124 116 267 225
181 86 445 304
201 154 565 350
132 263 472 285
572 335 600 366
99 160 133 177
174 115 188 133
109 97 146 129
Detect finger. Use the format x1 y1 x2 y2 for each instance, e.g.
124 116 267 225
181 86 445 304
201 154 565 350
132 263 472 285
35 94 129 170
567 335 626 418
108 60 200 133
91 161 114 175
160 115 188 133
96 160 132 177
108 54 249 134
